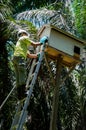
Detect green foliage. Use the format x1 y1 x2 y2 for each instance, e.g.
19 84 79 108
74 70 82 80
45 2 64 10
0 0 86 130
72 0 86 39
72 65 86 129
10 0 57 13
0 1 17 130
59 76 80 129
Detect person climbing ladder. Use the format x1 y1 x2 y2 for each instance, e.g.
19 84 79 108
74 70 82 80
12 29 48 100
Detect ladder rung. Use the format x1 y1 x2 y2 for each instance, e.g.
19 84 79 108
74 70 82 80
15 111 22 116
30 73 35 79
26 74 35 89
20 98 26 103
34 61 38 66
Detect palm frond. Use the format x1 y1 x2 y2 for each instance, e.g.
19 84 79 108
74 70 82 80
0 3 12 22
16 8 74 34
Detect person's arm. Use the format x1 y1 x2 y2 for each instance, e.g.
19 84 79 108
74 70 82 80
30 40 41 47
29 36 48 47
27 50 38 58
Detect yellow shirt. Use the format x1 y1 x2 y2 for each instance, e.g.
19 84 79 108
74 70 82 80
14 36 31 59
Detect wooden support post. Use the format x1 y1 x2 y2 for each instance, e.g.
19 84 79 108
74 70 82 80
50 54 63 130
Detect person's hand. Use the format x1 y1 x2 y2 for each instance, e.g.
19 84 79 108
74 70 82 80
40 36 48 44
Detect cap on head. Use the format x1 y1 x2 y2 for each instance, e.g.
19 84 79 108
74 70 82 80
17 29 28 38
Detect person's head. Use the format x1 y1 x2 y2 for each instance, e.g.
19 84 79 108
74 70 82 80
17 29 29 38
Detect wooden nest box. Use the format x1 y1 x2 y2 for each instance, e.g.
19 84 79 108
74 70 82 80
38 24 86 67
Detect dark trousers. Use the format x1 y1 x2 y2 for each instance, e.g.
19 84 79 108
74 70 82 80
12 56 27 100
